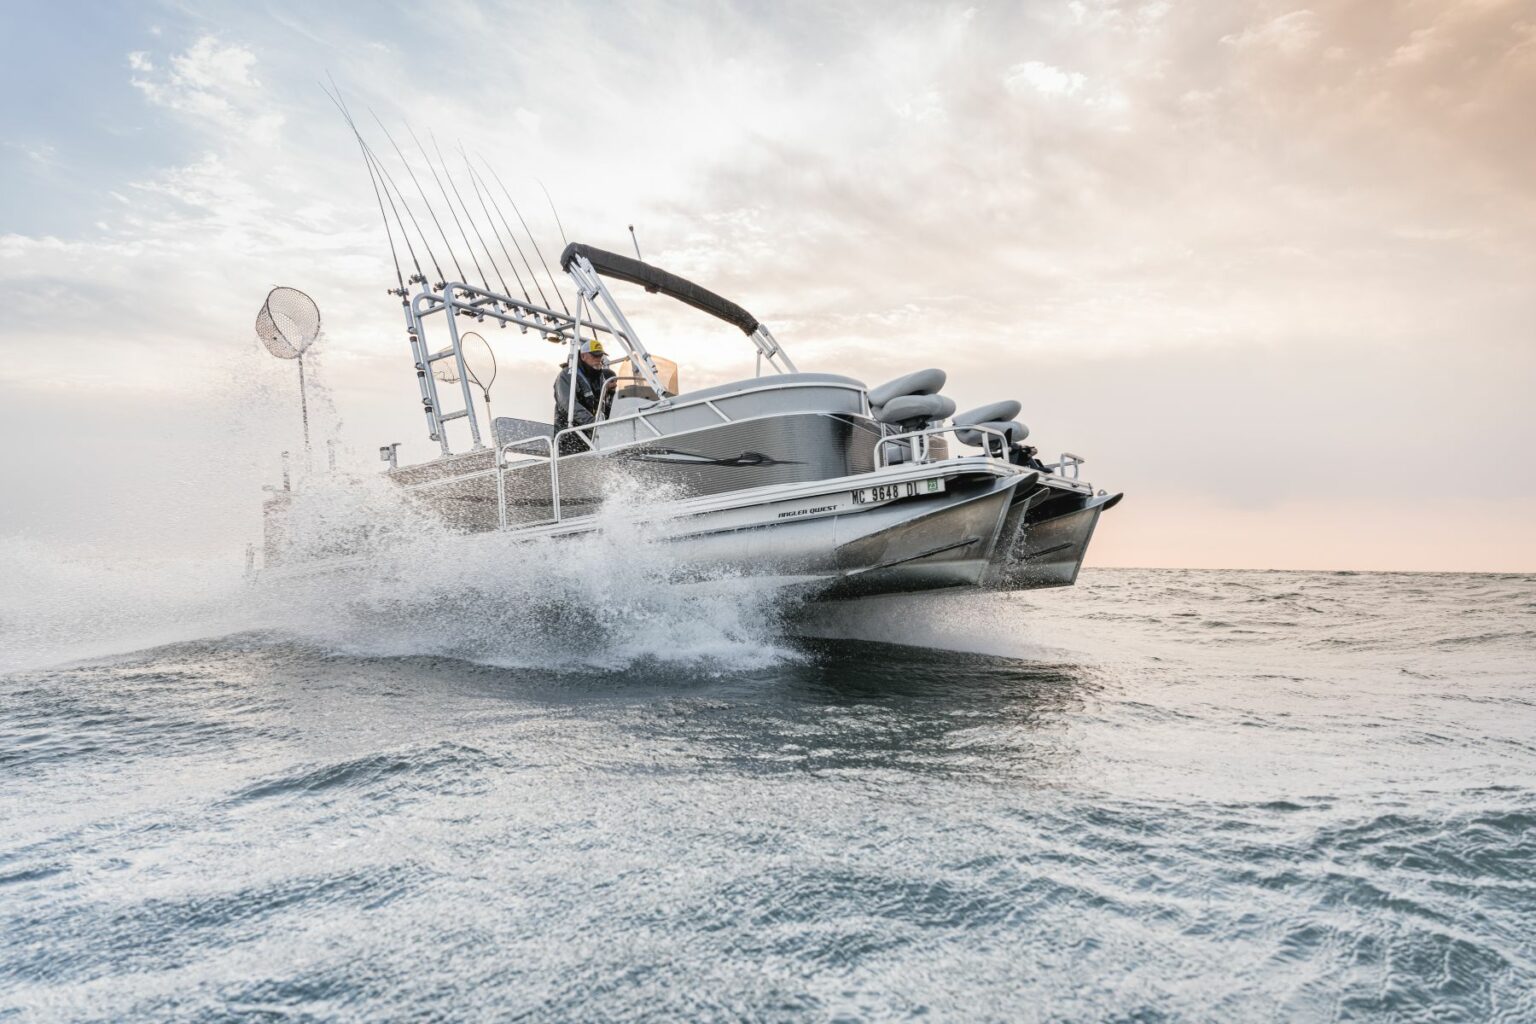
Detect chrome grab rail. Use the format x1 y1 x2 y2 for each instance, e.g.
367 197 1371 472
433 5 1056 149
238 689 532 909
499 434 559 524
874 424 1012 469
499 433 554 464
1044 452 1084 479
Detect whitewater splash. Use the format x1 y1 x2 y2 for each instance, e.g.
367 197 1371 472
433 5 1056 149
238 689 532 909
0 471 802 674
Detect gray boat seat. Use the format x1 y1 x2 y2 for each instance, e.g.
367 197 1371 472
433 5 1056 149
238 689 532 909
956 419 1028 447
954 400 1022 427
868 368 946 407
875 393 956 425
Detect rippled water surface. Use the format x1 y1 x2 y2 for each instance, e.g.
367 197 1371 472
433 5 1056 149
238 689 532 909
2 569 1534 1021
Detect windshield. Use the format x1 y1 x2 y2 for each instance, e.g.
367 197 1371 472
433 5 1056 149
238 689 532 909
608 354 679 399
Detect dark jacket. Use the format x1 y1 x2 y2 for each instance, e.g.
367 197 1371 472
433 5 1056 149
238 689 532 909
553 362 616 431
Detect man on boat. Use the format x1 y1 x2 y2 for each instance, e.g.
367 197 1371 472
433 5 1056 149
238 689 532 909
553 337 616 455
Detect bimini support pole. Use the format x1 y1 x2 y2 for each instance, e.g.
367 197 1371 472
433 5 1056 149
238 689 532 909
565 254 667 399
751 325 797 374
565 289 583 442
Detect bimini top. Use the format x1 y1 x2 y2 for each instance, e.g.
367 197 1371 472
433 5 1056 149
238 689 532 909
559 242 760 336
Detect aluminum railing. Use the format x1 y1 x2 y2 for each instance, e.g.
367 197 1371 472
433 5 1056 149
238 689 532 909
1045 452 1085 479
873 424 1013 469
497 434 559 527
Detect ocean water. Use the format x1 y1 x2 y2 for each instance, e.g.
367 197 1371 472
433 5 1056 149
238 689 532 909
2 559 1534 1021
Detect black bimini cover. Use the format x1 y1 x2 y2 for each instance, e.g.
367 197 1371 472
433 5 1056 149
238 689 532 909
560 243 759 336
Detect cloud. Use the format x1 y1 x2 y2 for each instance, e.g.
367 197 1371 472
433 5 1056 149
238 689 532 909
1220 9 1322 56
10 141 58 166
512 107 540 133
1005 61 1087 97
130 35 283 144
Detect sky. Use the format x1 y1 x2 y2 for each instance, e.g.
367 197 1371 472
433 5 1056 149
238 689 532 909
2 0 1533 571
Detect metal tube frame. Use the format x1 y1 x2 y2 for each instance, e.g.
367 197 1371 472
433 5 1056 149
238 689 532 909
874 424 1013 469
403 257 801 459
564 256 667 398
565 290 584 449
751 325 796 374
410 280 621 456
498 434 559 525
1044 452 1085 479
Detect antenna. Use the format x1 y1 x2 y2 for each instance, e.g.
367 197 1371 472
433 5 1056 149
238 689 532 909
432 330 498 427
256 286 322 458
628 224 642 261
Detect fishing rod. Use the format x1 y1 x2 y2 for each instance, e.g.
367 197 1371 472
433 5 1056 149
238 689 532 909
473 156 554 314
460 146 532 306
431 133 512 302
372 111 469 288
322 78 425 290
331 81 441 287
362 139 446 287
486 163 570 314
409 123 490 293
538 179 570 247
366 144 435 286
328 83 444 285
323 83 406 297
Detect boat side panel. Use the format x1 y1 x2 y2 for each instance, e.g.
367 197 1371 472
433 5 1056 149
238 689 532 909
594 382 866 449
411 412 884 531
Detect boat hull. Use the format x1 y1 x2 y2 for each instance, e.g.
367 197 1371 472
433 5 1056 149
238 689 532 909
984 489 1122 590
262 458 1118 600
266 395 1119 597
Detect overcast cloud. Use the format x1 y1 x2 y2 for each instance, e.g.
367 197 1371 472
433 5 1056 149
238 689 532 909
2 0 1533 570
